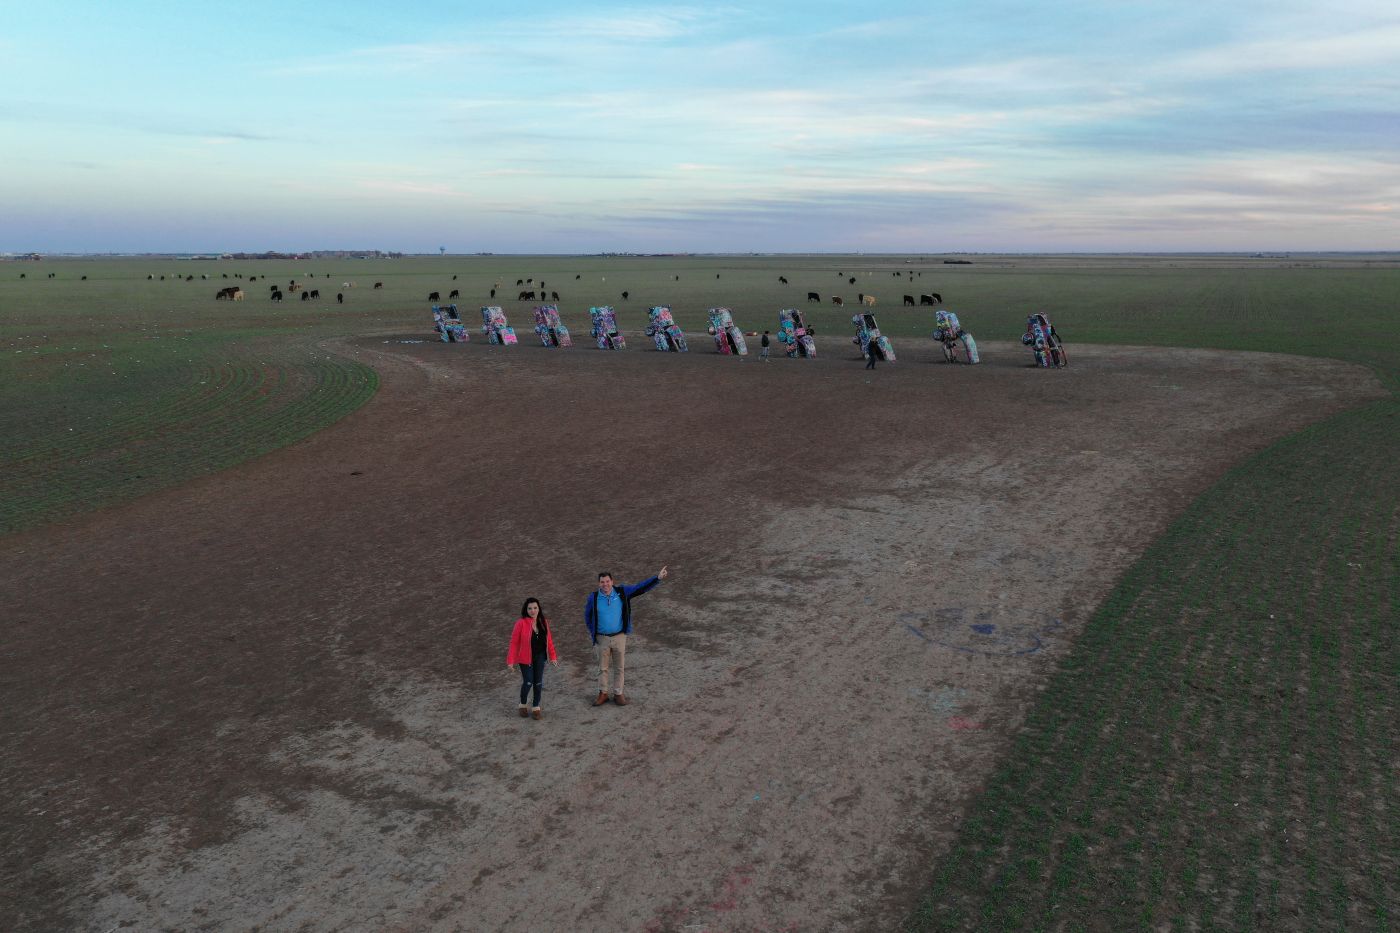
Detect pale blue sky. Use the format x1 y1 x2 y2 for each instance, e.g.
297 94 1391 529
3 1 1398 252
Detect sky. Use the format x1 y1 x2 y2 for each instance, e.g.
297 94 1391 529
3 1 1399 253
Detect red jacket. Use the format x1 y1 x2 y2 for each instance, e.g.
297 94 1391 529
506 617 558 666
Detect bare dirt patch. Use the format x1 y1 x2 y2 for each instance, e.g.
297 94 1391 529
0 336 1383 931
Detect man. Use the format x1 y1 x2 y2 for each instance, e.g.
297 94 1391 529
760 330 771 361
585 566 668 706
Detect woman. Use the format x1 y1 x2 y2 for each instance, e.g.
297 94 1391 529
506 597 558 720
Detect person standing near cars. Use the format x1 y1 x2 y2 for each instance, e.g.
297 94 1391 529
585 566 668 706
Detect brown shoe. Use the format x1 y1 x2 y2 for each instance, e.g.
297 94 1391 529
531 708 543 720
592 691 610 706
613 694 629 706
518 706 529 718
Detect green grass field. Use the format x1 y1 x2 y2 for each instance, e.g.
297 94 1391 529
3 254 1396 928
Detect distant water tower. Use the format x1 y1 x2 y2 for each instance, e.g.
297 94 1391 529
439 246 446 256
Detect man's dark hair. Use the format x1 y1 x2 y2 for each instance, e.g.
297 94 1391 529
598 571 613 580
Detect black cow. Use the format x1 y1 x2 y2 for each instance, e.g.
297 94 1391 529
428 291 440 301
452 274 457 280
337 293 344 304
621 291 629 300
526 278 533 284
849 277 856 284
301 291 311 301
919 294 935 306
930 292 942 303
779 276 788 284
309 289 320 299
903 295 915 306
222 273 228 278
373 282 383 289
147 274 153 280
81 275 87 280
807 292 820 302
516 279 523 285
575 274 581 279
831 296 844 306
518 290 535 300
271 290 283 301
271 284 279 291
490 288 496 298
550 291 560 301
449 289 459 299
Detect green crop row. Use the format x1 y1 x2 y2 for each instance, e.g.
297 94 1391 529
0 342 376 536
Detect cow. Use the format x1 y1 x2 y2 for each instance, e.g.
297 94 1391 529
301 291 311 301
779 276 788 284
526 278 533 284
931 292 942 303
490 288 496 298
516 279 523 286
373 282 383 289
81 275 87 280
518 290 535 301
807 292 820 302
271 284 279 291
309 289 320 299
231 289 244 301
185 275 194 281
716 273 720 279
249 276 257 282
222 273 228 278
428 291 440 301
904 295 915 306
337 293 344 304
575 274 581 280
448 289 459 299
621 291 629 301
849 277 856 284
452 274 458 280
919 294 935 305
271 290 283 301
147 274 153 280
288 283 302 293
216 288 232 300
831 296 844 306
862 295 876 307
201 274 208 279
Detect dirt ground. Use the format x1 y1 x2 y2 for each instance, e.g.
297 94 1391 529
0 334 1383 932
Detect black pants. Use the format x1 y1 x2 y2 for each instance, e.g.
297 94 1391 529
518 659 545 707
866 350 877 369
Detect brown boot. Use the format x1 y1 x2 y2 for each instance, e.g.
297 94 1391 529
531 708 543 720
613 693 629 706
518 706 529 718
592 691 610 706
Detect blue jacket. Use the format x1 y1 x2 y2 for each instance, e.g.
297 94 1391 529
584 577 660 644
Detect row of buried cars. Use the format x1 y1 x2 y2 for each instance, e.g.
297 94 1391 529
430 304 1066 368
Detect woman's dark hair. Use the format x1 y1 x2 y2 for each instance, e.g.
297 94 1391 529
521 597 548 626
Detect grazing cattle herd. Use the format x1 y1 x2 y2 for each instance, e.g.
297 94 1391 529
20 268 945 318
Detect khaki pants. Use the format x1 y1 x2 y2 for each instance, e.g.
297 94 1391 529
595 633 626 695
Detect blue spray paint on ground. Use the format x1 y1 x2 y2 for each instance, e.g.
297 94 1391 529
899 609 1063 656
